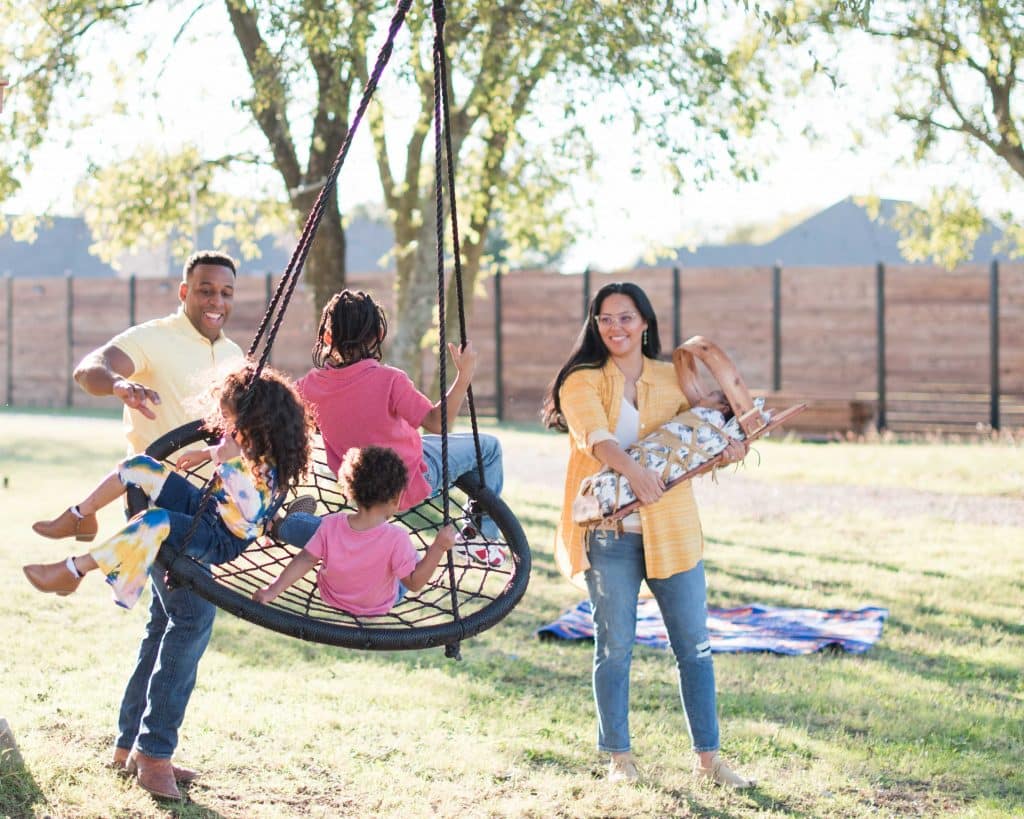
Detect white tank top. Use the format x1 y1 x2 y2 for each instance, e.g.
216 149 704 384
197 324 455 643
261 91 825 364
615 397 642 531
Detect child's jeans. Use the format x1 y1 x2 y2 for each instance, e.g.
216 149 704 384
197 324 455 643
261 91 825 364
421 432 503 539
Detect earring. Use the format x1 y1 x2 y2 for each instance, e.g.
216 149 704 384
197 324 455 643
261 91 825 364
642 329 648 347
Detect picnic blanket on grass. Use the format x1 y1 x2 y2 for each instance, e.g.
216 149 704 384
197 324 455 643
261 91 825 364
537 600 888 655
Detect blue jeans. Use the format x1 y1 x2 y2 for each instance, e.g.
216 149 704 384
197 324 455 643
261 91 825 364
584 530 719 754
115 470 247 759
421 432 503 539
279 432 505 546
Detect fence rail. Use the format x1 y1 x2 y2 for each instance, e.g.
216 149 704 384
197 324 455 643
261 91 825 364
2 263 1022 435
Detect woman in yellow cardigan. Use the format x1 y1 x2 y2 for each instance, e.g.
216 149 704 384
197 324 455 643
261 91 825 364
542 282 754 787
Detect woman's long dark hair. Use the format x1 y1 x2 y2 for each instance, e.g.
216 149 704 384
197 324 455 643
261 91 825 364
541 282 661 432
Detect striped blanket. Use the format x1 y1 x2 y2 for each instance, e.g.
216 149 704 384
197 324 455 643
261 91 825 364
537 600 888 655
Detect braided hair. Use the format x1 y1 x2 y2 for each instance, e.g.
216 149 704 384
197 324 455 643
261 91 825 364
312 289 388 368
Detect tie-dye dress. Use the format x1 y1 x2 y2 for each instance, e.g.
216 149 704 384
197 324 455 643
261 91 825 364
90 452 277 609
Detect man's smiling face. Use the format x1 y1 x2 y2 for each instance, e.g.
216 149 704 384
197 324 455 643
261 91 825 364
179 263 235 342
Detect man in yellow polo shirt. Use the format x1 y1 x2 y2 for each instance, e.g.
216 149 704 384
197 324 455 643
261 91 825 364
72 251 243 800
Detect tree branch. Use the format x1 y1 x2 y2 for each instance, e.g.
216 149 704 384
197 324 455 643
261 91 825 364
223 0 302 192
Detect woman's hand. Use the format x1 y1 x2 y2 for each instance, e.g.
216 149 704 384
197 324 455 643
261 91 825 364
629 466 665 505
719 438 749 466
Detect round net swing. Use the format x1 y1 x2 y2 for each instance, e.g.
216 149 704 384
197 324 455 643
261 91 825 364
129 0 531 655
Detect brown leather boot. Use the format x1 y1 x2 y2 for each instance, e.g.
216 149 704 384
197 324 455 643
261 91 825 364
126 750 181 800
32 508 98 542
118 747 198 783
22 561 83 596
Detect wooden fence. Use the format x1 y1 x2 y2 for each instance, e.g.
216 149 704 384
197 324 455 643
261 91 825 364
2 264 1023 434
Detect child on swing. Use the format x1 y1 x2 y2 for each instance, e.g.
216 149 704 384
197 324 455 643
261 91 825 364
253 446 456 614
24 363 312 609
278 288 507 566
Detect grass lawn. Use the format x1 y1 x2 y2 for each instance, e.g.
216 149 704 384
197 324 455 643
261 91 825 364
0 411 1021 818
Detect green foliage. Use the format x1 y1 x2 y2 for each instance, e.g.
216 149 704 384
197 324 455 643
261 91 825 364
0 0 137 227
810 0 1024 267
75 145 290 269
4 0 786 369
889 188 988 270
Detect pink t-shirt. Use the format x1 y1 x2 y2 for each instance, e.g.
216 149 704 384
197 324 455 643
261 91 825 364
304 513 420 616
297 360 434 510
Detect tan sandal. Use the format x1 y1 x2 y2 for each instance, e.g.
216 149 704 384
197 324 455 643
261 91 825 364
694 754 756 789
608 752 639 783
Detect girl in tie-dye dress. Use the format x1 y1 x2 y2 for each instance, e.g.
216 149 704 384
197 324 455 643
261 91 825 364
25 364 312 608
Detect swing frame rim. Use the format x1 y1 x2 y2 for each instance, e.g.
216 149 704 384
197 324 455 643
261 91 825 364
130 420 532 651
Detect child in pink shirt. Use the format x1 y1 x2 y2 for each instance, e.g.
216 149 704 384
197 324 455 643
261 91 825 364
279 289 505 567
253 447 456 615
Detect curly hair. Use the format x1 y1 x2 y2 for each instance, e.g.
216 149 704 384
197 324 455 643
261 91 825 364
340 446 408 509
205 363 312 491
312 289 388 368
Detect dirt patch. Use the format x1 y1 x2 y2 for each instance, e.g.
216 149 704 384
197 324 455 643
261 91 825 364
694 477 1024 527
503 442 1024 528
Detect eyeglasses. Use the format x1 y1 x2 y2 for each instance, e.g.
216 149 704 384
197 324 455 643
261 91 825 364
595 311 640 329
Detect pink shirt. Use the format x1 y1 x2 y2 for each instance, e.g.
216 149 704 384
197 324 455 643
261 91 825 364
304 513 420 616
297 360 434 510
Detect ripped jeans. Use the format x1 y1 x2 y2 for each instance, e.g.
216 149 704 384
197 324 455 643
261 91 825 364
584 530 719 754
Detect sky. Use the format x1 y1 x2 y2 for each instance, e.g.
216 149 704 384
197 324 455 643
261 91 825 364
7 6 1022 273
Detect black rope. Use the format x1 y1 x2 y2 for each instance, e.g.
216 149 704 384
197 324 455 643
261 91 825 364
140 421 531 651
434 0 486 490
171 0 414 564
431 0 462 658
247 0 414 380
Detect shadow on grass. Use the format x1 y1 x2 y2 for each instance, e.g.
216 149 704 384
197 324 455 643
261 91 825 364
706 535 941 579
0 743 44 819
161 788 230 818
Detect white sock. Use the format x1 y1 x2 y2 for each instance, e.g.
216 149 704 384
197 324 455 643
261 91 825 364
65 556 82 578
70 505 84 519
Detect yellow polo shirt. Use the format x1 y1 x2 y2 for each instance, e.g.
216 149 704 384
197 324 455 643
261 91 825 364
110 309 244 454
554 358 704 583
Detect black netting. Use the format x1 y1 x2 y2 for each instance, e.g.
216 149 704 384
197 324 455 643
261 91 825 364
131 421 531 651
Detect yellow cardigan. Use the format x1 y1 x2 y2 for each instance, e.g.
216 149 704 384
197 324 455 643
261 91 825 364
554 357 704 583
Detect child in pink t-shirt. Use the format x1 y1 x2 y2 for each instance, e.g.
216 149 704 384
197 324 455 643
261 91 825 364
253 446 456 615
279 288 505 567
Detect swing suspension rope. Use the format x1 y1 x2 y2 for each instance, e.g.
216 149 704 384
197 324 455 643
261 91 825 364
145 0 531 654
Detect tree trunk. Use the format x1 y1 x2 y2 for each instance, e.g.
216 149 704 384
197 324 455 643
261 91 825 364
389 188 439 387
292 192 346 318
429 224 488 399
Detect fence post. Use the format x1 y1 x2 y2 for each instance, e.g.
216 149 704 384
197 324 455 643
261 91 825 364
876 262 887 431
772 263 782 391
582 266 591 321
66 272 74 407
128 274 137 327
990 259 1000 430
672 266 681 349
4 274 12 406
494 265 504 421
